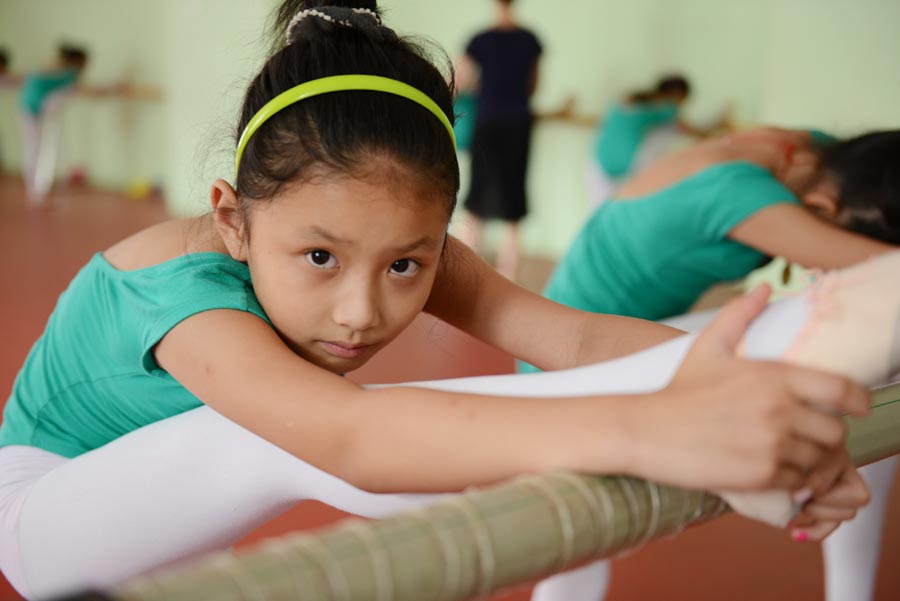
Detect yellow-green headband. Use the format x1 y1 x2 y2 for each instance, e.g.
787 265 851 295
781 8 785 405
234 74 456 178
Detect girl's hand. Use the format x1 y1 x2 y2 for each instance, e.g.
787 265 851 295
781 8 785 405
788 451 870 541
628 285 871 492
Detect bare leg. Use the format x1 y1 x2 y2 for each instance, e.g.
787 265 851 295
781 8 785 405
458 212 484 254
496 221 521 280
31 92 69 201
18 112 41 203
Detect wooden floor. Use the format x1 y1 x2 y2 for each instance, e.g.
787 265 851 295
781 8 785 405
1 175 899 600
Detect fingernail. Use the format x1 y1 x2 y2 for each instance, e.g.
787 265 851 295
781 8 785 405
792 529 809 542
792 488 813 504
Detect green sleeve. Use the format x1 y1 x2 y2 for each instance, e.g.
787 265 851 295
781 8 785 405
139 262 270 374
692 163 800 240
644 102 678 127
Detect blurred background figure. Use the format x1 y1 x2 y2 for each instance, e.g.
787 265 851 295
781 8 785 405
18 43 88 204
536 127 899 331
587 74 730 205
456 0 542 280
0 48 13 83
0 47 18 170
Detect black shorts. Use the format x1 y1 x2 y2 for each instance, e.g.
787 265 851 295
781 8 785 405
464 118 533 222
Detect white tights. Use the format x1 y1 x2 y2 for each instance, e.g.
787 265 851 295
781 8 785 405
823 457 898 601
0 292 894 600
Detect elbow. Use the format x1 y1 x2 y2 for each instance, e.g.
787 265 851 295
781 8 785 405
328 447 408 494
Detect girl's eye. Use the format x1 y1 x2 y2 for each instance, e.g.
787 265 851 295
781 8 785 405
305 250 337 269
389 259 420 278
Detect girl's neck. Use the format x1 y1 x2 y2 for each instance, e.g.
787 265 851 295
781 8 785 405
496 5 516 28
732 140 815 196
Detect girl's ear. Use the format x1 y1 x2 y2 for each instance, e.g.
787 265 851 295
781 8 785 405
802 190 839 221
210 179 249 262
801 173 841 221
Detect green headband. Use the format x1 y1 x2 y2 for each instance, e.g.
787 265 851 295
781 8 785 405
234 74 456 178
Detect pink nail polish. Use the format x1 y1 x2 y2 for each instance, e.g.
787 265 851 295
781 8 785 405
792 530 809 542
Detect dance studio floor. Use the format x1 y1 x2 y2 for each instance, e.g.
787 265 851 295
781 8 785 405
1 175 898 600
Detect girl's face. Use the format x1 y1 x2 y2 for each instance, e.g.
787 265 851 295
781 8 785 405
214 166 450 374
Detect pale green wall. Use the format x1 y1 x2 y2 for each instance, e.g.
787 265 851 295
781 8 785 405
160 0 274 215
1 0 898 257
0 0 165 190
759 0 900 134
0 0 273 209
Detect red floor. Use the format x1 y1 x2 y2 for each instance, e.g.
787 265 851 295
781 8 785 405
1 176 898 600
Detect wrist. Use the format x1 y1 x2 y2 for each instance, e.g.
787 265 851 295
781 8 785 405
619 391 669 481
579 393 657 479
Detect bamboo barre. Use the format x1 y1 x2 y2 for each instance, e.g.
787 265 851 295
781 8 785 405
90 382 900 601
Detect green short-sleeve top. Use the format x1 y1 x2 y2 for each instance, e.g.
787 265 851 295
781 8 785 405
20 68 80 116
544 161 799 322
0 253 269 458
595 102 679 178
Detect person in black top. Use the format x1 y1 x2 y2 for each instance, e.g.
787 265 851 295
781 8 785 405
458 0 542 280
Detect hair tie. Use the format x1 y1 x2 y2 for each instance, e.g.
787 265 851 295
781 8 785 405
286 7 387 43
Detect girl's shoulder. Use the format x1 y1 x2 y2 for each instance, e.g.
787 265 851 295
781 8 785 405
103 215 229 272
614 159 769 205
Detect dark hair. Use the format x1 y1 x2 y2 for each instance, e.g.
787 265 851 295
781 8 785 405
235 0 459 221
0 49 8 71
656 75 690 98
58 43 88 67
629 74 691 104
821 131 900 244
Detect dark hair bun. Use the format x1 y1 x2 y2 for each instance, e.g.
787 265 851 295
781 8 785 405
275 1 394 46
298 0 377 10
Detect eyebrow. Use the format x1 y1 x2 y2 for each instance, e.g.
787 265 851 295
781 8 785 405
394 235 440 254
303 226 350 245
300 227 439 254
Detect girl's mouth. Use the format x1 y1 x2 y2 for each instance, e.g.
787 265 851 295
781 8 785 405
319 341 373 359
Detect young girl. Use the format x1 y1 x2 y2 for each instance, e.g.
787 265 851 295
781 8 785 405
527 127 900 601
541 127 900 326
587 75 728 204
0 2 881 599
18 44 89 203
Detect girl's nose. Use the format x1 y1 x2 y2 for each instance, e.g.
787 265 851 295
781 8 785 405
332 280 381 332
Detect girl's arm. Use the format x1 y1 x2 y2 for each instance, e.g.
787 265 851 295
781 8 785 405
424 237 683 370
730 203 896 269
156 308 634 492
154 297 868 498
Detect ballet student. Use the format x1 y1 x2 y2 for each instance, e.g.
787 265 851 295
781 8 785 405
527 126 900 601
0 2 885 599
